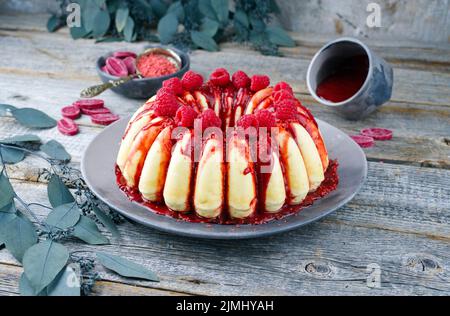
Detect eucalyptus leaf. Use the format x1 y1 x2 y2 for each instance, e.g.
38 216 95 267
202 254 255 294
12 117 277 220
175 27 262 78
47 15 62 32
150 0 168 18
23 240 70 293
92 9 111 38
249 15 265 32
73 216 109 245
123 16 135 42
0 134 41 145
0 172 15 209
70 24 89 39
198 0 218 21
47 265 81 296
10 108 57 129
200 18 219 37
3 214 38 262
92 205 119 237
210 0 228 24
0 204 17 242
0 104 17 115
234 9 249 28
95 36 123 43
266 26 295 47
45 202 80 230
82 1 101 32
269 0 280 13
97 252 159 281
40 140 71 162
0 201 16 214
157 12 178 44
191 30 218 51
115 6 129 32
19 273 46 296
0 146 25 164
94 0 106 8
167 1 185 21
47 174 75 208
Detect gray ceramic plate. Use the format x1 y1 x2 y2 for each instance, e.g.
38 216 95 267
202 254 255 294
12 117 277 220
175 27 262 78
81 117 367 239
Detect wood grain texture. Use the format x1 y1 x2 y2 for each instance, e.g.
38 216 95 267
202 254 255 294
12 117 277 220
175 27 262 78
276 0 450 44
0 12 449 296
0 16 449 171
0 163 449 295
0 29 449 107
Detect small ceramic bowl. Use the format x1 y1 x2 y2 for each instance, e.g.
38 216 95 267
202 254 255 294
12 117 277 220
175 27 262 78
307 37 393 120
96 45 190 99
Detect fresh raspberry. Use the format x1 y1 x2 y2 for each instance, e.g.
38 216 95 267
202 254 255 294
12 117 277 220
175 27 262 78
156 87 174 99
162 77 183 96
182 70 203 91
255 110 276 128
175 106 198 128
210 68 230 87
272 89 294 103
250 75 270 92
273 81 293 94
237 114 259 130
275 99 298 121
199 109 221 130
232 70 250 89
154 90 179 117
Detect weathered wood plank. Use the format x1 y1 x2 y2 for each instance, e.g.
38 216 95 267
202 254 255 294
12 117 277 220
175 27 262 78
1 162 449 295
2 93 449 175
0 263 190 296
0 23 449 107
1 11 449 71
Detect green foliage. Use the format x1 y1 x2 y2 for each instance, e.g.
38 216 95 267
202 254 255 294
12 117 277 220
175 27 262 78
96 252 159 281
72 216 109 245
45 202 80 230
48 174 76 208
23 240 70 294
50 0 295 56
0 130 162 296
2 213 38 262
9 108 57 129
40 140 72 162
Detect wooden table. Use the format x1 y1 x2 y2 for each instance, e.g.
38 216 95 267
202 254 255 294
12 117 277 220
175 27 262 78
0 13 449 296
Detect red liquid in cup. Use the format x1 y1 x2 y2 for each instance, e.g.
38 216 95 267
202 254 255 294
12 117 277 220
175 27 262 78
316 55 369 103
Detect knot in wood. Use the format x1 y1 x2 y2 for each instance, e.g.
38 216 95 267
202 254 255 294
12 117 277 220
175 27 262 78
304 261 333 277
404 254 442 275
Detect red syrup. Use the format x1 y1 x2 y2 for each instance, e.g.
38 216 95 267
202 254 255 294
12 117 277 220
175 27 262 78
316 55 369 103
115 160 339 225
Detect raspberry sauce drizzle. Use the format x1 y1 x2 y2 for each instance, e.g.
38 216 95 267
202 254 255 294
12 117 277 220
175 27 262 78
116 73 339 225
115 160 338 225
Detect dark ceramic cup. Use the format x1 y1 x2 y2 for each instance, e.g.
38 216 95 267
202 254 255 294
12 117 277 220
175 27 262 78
96 45 190 99
307 37 393 120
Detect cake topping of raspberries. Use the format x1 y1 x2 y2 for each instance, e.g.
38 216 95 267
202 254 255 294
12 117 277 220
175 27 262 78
232 70 251 89
156 87 173 99
255 110 276 128
182 70 203 91
250 75 270 92
237 114 259 130
272 89 294 103
199 109 221 130
273 81 293 94
162 77 183 96
175 106 198 128
275 99 298 121
210 68 230 87
154 90 179 117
